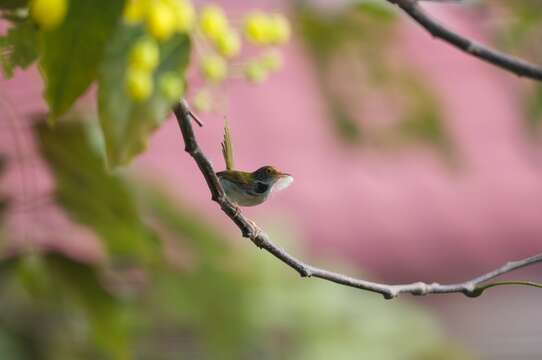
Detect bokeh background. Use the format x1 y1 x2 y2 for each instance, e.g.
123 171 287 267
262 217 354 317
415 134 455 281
1 0 542 359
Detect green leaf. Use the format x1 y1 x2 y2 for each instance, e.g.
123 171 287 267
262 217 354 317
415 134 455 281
0 20 39 78
39 0 125 122
98 25 190 166
34 120 160 264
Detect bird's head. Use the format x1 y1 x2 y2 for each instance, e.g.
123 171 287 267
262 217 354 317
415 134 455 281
252 166 293 191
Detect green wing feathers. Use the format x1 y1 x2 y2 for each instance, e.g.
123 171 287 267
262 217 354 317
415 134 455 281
221 121 234 171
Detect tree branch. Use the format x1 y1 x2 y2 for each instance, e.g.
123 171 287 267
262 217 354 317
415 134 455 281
173 100 542 299
387 0 542 81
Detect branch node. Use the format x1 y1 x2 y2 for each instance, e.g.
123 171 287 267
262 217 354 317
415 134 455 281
300 266 313 278
411 282 430 296
252 235 266 248
462 283 478 298
383 289 398 300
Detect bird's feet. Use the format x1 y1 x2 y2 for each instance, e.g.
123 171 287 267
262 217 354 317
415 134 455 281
232 204 241 217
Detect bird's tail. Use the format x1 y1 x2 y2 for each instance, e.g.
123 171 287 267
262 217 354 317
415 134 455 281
221 120 234 171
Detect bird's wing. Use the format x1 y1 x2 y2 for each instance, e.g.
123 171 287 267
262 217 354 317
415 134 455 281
217 170 252 186
221 120 234 171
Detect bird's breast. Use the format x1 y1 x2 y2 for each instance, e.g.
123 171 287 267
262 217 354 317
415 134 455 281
219 177 269 207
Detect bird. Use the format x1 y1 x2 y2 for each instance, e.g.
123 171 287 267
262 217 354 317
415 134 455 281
216 121 293 206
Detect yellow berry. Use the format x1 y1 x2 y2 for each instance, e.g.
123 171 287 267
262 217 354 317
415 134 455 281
201 55 227 82
147 1 177 41
123 0 149 24
243 11 272 45
268 13 291 44
260 49 282 71
126 68 154 102
199 5 228 40
243 61 267 83
173 0 195 32
215 30 241 58
130 38 160 71
30 0 68 30
159 72 185 101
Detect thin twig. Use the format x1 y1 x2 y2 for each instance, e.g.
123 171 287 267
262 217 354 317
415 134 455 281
173 100 542 299
387 0 542 81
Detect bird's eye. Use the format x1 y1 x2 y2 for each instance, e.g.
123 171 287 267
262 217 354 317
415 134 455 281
266 167 272 174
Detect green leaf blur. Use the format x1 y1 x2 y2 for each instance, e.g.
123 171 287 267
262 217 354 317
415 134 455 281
0 0 28 10
98 24 190 166
35 119 160 264
297 3 450 152
0 19 38 78
39 0 125 122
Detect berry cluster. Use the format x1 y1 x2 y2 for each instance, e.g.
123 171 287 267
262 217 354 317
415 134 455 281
126 37 185 102
124 0 195 40
29 0 291 108
123 0 194 102
198 7 289 82
244 11 290 45
195 5 291 111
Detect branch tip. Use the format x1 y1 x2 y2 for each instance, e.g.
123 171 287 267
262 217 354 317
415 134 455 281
386 0 542 81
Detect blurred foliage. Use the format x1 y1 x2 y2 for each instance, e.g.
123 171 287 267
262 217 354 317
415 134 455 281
296 3 450 152
491 1 542 59
526 85 542 132
98 25 190 166
486 1 542 132
35 119 160 265
0 18 38 79
0 155 8 222
40 0 125 123
0 118 471 359
0 0 28 11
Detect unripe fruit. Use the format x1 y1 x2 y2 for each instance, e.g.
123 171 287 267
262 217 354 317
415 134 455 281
123 0 149 24
147 1 176 40
243 11 271 45
173 0 195 32
215 30 241 58
199 5 228 40
268 13 290 44
201 55 227 82
126 68 154 102
159 72 185 101
244 61 267 83
130 38 160 71
30 0 68 30
260 49 282 71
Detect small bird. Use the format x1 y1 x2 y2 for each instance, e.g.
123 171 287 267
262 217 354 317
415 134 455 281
216 122 293 206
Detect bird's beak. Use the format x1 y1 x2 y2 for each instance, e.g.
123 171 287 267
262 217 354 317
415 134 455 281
272 172 294 192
